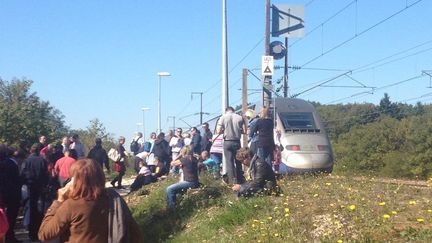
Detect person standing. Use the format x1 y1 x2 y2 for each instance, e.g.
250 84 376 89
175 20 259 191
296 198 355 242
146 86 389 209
111 136 127 189
169 128 184 160
189 127 202 155
87 138 110 173
152 133 171 174
70 134 85 158
61 136 70 154
54 149 78 187
250 107 275 165
245 109 259 155
201 122 213 153
36 135 47 155
0 145 22 242
21 143 49 242
130 132 143 156
216 106 247 184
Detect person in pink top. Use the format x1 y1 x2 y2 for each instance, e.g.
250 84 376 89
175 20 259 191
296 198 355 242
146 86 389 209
54 149 78 187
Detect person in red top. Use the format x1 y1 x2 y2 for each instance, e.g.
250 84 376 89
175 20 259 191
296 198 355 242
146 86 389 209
54 149 77 187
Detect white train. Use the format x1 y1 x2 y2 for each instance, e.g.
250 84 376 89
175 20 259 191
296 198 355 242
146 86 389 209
273 98 334 174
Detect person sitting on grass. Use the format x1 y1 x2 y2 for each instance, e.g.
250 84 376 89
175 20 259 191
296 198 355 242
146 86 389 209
200 150 219 177
231 147 277 197
166 146 199 209
153 155 168 179
129 159 157 193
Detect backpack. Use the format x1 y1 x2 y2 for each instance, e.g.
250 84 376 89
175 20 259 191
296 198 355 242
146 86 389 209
143 141 152 152
130 140 139 154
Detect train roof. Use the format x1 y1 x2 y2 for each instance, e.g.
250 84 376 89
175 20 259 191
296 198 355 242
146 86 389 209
274 98 316 113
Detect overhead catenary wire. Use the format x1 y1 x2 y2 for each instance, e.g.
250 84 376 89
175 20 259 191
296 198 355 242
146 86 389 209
289 0 425 74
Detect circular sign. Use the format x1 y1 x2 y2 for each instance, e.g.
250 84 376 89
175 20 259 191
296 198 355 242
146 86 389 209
269 41 286 60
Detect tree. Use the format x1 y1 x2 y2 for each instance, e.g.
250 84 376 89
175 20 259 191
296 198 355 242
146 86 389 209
70 118 116 154
0 78 68 145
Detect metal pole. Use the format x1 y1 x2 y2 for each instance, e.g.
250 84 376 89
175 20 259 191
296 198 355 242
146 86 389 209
242 68 248 147
158 75 161 134
200 93 203 124
222 0 229 113
142 111 145 139
284 37 288 97
263 0 271 108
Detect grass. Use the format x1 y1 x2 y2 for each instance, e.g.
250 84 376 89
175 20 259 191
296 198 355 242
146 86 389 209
127 172 432 242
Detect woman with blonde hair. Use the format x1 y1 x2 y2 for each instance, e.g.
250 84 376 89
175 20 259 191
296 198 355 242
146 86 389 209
38 159 143 243
250 107 275 165
166 146 199 208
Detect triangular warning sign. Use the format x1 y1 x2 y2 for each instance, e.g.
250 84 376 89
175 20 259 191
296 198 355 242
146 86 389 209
264 66 272 74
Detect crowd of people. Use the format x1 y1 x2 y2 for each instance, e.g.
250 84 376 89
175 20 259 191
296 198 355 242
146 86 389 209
0 106 281 242
0 134 143 242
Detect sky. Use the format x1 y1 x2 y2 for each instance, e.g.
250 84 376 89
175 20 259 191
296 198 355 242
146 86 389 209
1 0 431 143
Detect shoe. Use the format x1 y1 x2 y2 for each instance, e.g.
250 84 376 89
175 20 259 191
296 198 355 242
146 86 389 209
110 181 116 188
117 185 126 189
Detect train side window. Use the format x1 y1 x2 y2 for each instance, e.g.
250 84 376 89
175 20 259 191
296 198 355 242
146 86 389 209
279 112 316 130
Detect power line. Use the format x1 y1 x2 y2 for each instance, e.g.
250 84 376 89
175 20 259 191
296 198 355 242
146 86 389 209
325 74 424 104
289 0 357 48
290 0 424 73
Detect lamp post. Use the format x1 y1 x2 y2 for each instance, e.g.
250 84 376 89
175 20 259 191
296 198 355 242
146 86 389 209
136 122 142 133
157 72 170 134
142 107 150 140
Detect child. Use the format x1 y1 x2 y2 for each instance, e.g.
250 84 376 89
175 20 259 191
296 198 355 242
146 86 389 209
130 159 157 192
201 150 219 177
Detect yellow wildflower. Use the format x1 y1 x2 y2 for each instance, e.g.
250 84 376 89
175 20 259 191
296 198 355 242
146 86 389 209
427 209 432 213
268 216 273 220
284 213 289 217
337 240 343 243
254 204 258 208
279 193 284 197
325 182 332 186
391 211 398 215
349 205 356 211
313 193 318 197
253 219 259 223
383 214 390 219
274 233 279 237
330 203 335 207
409 200 416 205
417 218 424 223
379 202 386 206
284 208 290 213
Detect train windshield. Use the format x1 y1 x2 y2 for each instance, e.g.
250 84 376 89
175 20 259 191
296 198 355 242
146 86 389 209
279 112 317 130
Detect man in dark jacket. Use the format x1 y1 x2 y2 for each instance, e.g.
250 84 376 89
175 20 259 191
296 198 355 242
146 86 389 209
190 127 202 155
0 144 22 242
152 132 171 174
88 138 110 173
21 143 49 241
232 147 277 197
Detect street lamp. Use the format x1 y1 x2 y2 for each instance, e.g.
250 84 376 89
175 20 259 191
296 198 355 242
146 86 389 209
142 107 150 141
136 122 142 132
157 71 170 134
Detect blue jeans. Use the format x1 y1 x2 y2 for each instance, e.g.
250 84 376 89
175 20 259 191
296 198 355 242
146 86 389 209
166 180 199 208
223 140 245 184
